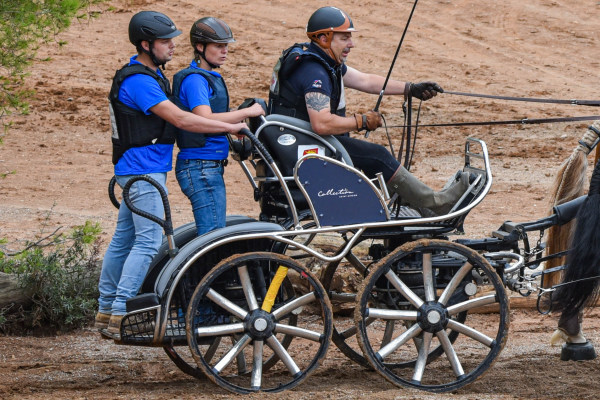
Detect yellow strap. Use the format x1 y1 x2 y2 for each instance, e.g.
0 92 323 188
261 266 289 313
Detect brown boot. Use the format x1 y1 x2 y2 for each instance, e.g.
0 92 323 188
386 167 470 216
94 312 111 330
100 314 124 341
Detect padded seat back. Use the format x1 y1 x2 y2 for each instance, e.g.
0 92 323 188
256 114 352 177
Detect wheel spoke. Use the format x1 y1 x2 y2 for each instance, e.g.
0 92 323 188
412 331 433 383
446 319 494 347
378 322 423 360
274 323 323 342
251 340 263 390
271 292 316 320
438 262 473 305
422 253 435 302
195 322 245 337
266 335 301 376
382 320 395 347
339 317 375 340
367 308 418 321
206 288 249 320
436 330 465 378
447 293 496 315
385 270 424 308
238 265 259 311
205 337 221 363
213 334 252 374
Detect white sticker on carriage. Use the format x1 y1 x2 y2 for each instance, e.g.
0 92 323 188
297 144 325 159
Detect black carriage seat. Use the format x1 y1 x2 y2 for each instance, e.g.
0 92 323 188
253 114 353 221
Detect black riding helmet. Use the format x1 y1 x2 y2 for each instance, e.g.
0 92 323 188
306 6 356 63
128 11 182 68
190 17 235 69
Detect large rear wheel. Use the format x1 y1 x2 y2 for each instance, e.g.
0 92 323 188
187 252 333 393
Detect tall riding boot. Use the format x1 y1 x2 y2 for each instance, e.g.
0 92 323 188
386 166 470 216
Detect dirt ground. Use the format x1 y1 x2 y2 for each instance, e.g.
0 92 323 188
1 0 600 398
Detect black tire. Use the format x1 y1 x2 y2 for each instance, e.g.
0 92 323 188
186 252 333 393
355 239 509 392
163 344 204 378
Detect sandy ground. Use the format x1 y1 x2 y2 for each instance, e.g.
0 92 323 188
1 0 600 398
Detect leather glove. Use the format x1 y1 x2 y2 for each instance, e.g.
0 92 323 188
405 81 444 101
354 111 383 132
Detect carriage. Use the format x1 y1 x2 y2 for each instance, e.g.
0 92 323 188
105 101 593 394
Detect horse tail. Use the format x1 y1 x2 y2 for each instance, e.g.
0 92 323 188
552 159 600 314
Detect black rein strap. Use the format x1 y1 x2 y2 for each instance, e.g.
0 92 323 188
445 90 600 107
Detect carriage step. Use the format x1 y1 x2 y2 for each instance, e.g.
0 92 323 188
560 341 597 361
126 293 160 312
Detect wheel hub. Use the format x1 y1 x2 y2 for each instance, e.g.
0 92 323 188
418 302 449 333
245 309 275 340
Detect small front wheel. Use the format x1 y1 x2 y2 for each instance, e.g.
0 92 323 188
355 239 509 392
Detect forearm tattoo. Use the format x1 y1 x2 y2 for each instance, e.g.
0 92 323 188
306 92 330 112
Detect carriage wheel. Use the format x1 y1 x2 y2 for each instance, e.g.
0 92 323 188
163 344 206 378
355 239 509 392
187 251 333 393
320 250 467 369
165 277 297 377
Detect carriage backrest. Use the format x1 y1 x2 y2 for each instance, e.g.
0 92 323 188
255 114 353 177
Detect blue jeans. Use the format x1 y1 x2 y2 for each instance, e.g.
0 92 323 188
98 173 167 316
175 158 226 236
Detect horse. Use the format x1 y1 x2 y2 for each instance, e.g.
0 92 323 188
550 158 600 361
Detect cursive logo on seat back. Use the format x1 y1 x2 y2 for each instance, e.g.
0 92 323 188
317 188 357 199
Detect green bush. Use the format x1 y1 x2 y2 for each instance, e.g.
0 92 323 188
0 221 103 334
0 0 104 129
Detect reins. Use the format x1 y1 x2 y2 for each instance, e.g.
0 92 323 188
388 114 600 129
382 91 600 168
444 90 600 107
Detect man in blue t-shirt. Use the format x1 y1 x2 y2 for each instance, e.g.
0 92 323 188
172 17 264 236
269 6 472 216
97 11 247 340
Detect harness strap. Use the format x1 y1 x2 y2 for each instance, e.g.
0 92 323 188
390 115 600 129
445 90 600 107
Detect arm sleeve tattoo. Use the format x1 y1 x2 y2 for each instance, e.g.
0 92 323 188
305 92 330 112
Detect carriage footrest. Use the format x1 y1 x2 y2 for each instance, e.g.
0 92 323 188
120 308 158 344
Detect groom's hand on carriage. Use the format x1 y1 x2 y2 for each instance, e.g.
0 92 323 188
228 122 251 140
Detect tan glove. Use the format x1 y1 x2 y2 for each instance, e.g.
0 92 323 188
354 111 383 132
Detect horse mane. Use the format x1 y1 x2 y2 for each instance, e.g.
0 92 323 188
552 159 600 314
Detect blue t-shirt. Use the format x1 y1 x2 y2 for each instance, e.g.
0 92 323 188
176 60 229 160
114 56 174 176
286 43 348 114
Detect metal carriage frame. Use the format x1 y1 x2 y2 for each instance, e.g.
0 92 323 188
105 113 580 394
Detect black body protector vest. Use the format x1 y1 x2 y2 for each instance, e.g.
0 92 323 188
268 43 345 122
109 63 176 165
171 67 230 149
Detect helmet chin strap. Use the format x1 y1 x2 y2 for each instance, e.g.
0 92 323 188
196 45 219 69
144 41 166 70
316 33 343 65
199 52 220 69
